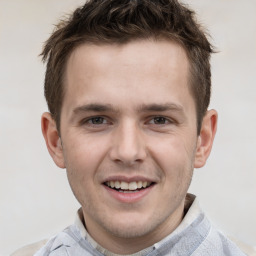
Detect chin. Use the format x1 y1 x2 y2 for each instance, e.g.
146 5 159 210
107 222 153 239
101 212 161 239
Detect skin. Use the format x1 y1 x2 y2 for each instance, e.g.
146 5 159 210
42 39 217 254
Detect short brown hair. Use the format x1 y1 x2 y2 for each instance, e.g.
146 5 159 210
41 0 214 134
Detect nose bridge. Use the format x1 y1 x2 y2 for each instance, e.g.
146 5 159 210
110 118 146 164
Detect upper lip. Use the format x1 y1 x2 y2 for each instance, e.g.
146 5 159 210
102 175 156 183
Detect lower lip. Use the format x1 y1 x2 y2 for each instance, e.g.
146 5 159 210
103 184 154 203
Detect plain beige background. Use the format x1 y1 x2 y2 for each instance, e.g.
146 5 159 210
0 0 255 255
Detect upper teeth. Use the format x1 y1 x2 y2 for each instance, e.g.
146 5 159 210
106 181 151 190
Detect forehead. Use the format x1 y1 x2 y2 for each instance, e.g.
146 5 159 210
62 39 195 115
66 39 189 80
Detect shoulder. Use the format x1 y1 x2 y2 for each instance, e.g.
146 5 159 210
229 237 256 256
10 239 48 256
186 196 255 256
195 225 255 256
10 227 76 256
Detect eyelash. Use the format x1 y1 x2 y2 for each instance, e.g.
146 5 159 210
80 115 174 127
80 116 110 126
148 116 173 125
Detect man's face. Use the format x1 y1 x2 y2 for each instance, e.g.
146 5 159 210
59 40 200 246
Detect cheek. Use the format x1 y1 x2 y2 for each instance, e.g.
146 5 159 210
150 135 194 164
63 135 111 200
64 145 99 207
149 135 195 183
64 134 109 169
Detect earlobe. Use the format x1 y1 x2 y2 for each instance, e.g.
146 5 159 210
41 112 66 168
194 109 218 168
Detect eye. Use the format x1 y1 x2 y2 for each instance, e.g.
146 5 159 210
88 117 106 125
79 116 112 131
149 116 170 125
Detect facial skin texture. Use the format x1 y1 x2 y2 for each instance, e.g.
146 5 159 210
42 39 217 254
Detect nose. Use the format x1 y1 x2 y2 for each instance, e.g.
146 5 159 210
109 120 147 165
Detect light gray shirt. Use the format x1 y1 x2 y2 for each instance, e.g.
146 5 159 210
32 194 247 256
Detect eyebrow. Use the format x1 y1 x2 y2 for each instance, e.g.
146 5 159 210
73 103 119 114
73 103 184 118
137 103 184 113
73 103 184 114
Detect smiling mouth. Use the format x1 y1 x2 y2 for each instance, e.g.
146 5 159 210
104 181 154 193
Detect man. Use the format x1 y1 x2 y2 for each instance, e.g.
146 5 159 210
11 0 253 255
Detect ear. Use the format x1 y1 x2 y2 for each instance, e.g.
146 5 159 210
41 112 65 168
194 109 218 168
